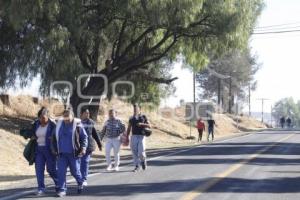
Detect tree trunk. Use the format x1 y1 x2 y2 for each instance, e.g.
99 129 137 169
70 93 102 120
69 76 106 121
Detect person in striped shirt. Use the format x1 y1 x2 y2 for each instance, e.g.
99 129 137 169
101 109 126 171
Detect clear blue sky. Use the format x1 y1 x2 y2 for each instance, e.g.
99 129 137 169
8 0 300 114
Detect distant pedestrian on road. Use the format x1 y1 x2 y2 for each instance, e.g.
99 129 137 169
32 107 58 196
52 109 88 197
101 109 125 172
127 104 151 172
280 116 286 128
207 117 216 142
80 109 102 186
196 118 205 142
286 117 292 128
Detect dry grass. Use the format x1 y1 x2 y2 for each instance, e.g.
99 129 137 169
7 95 41 118
0 129 35 188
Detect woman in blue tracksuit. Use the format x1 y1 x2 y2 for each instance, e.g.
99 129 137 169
32 107 58 196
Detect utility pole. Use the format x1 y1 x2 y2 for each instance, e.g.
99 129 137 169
193 70 196 108
270 105 273 127
217 78 221 106
248 84 251 116
228 76 232 114
189 70 196 140
257 98 270 123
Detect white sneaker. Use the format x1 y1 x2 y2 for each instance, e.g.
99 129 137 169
57 191 66 197
83 181 88 186
106 165 113 171
36 190 45 196
114 166 119 171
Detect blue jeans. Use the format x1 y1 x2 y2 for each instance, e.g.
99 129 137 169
208 127 214 141
130 135 146 167
35 146 58 191
80 152 91 181
57 153 83 192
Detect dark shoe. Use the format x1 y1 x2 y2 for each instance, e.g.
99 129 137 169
57 191 66 197
133 166 139 172
141 161 147 170
78 185 83 194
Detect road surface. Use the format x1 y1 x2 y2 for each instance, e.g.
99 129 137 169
3 130 300 200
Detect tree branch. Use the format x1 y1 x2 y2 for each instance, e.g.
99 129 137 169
132 73 178 84
114 19 127 59
74 44 93 72
116 26 153 62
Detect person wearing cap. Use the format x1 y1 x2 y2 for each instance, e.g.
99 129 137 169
101 109 125 172
31 107 58 196
126 104 151 172
52 109 88 197
80 108 102 186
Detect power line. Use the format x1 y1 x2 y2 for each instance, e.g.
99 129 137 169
255 21 300 29
254 25 300 31
252 29 300 35
251 33 300 40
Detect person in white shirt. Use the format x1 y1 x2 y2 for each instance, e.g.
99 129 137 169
31 107 58 196
101 109 125 171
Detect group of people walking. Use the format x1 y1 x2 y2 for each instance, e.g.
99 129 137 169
196 117 216 142
280 116 292 128
29 104 150 197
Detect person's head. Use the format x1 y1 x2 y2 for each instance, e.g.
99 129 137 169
108 109 116 119
63 109 74 124
38 107 49 124
81 108 90 120
133 104 141 116
198 117 202 121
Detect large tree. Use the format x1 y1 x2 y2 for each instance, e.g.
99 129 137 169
0 0 264 119
196 48 260 113
272 98 300 127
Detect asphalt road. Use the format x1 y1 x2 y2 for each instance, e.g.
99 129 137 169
4 130 300 200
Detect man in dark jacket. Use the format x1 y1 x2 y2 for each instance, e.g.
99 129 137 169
207 116 216 142
52 109 87 197
80 108 102 186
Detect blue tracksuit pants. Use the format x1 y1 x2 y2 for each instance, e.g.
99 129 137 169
57 153 83 192
35 146 58 191
80 152 91 181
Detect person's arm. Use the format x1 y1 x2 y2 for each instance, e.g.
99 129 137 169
92 127 102 151
119 120 126 134
203 123 206 131
30 121 38 140
100 121 107 140
126 119 132 138
78 125 88 155
50 127 58 156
